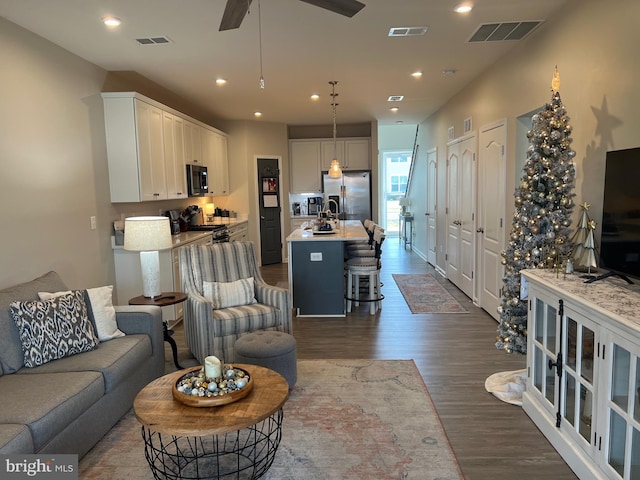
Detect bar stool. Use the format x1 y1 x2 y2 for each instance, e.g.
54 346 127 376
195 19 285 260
346 220 374 250
347 224 383 258
345 229 385 315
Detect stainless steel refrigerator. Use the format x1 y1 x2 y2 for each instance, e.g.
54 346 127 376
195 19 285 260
322 170 372 223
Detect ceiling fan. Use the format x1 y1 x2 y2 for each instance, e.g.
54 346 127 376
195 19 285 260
219 0 366 31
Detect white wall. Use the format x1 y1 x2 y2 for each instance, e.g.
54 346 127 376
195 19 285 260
0 18 112 289
414 0 640 273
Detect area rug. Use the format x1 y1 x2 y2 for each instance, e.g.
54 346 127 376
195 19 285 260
79 359 463 480
392 274 468 314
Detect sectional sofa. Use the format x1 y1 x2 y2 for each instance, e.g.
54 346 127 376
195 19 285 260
0 271 164 458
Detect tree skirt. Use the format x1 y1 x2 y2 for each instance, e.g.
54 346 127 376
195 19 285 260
392 274 468 314
484 369 527 406
80 359 463 480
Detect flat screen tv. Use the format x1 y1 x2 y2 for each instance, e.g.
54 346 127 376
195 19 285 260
594 147 640 283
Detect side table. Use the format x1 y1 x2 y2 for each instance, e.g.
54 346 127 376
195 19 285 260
399 213 414 249
134 364 289 479
129 292 187 370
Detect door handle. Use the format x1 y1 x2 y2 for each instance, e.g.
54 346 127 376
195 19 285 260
425 212 430 216
260 216 265 220
476 227 484 233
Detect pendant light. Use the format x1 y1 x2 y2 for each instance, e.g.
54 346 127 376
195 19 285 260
328 81 342 178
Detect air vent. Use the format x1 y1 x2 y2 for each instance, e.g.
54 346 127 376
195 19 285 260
468 21 543 42
388 26 428 37
388 95 404 102
135 36 172 45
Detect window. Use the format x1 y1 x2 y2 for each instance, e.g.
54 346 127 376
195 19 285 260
381 151 412 235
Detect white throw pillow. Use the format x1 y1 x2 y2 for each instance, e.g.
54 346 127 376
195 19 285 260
39 286 125 341
203 277 257 309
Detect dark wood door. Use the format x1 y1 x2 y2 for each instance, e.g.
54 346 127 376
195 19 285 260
258 158 282 265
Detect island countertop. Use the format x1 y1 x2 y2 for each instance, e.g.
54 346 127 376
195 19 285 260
286 220 368 242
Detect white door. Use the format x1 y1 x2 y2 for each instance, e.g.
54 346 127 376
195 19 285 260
446 146 460 285
426 148 437 267
459 142 475 298
477 121 506 321
446 135 476 299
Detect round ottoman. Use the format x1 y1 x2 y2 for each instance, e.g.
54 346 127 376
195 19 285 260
234 331 297 388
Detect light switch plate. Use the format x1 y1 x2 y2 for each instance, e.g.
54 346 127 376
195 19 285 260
310 252 322 261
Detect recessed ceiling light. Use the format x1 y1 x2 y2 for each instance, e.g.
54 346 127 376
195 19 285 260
411 71 423 78
454 4 473 13
390 107 399 113
310 94 320 101
102 16 122 27
254 112 262 118
396 120 404 124
216 78 227 85
442 69 457 77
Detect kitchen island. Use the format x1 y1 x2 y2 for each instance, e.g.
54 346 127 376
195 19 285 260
286 220 368 316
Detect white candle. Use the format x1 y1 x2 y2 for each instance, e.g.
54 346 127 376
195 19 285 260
204 356 222 380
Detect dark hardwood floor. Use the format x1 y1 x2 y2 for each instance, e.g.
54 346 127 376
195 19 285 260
167 239 578 480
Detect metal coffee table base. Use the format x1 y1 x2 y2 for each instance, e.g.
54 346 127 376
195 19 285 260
141 410 284 480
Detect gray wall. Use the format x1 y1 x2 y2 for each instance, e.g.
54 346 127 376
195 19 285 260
410 0 640 272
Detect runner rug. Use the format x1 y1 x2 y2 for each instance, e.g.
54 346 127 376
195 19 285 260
392 273 468 314
79 359 463 480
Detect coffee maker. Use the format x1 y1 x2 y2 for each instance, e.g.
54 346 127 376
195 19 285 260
165 210 181 235
307 197 323 215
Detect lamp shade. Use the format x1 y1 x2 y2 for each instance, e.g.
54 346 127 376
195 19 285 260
328 159 342 178
124 216 172 252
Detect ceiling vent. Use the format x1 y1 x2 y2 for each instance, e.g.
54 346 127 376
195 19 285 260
135 36 172 45
388 26 428 37
468 21 543 42
388 95 404 102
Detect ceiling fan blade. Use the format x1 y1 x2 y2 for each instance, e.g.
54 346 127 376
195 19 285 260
219 0 253 31
298 0 365 18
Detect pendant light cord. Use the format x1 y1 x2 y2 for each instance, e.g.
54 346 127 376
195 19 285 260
258 0 265 89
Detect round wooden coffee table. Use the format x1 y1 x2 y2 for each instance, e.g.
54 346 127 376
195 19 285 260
134 364 289 479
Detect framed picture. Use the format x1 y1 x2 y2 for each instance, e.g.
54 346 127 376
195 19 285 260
263 194 278 208
262 177 277 193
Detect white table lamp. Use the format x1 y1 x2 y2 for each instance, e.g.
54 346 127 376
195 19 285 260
124 216 173 298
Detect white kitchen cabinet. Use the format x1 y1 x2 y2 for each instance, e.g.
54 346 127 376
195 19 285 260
103 92 229 202
522 269 640 480
113 232 211 327
228 221 248 242
102 94 167 202
183 120 203 165
203 128 229 196
344 138 371 170
162 112 188 199
290 140 321 193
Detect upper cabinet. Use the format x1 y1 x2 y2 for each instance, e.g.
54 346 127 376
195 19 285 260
202 128 229 196
101 92 229 202
291 137 371 193
290 140 322 193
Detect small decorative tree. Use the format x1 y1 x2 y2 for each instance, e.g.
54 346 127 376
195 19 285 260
496 67 577 354
571 202 599 276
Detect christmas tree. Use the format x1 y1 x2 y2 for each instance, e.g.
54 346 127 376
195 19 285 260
570 202 598 275
496 68 577 354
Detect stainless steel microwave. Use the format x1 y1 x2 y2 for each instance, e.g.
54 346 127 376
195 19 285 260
186 164 208 197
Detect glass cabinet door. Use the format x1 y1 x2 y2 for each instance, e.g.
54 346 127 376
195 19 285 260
560 305 598 456
601 333 640 480
529 293 559 414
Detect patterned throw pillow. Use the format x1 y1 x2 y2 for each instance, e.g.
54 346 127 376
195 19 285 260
203 277 257 309
10 290 99 367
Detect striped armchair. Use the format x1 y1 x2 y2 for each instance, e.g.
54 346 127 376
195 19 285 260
179 241 292 364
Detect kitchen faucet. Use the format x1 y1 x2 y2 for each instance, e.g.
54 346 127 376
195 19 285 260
322 198 340 219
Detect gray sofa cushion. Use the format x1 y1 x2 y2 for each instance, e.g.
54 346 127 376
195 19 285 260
0 371 104 452
0 271 68 374
16 334 152 392
0 424 34 454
